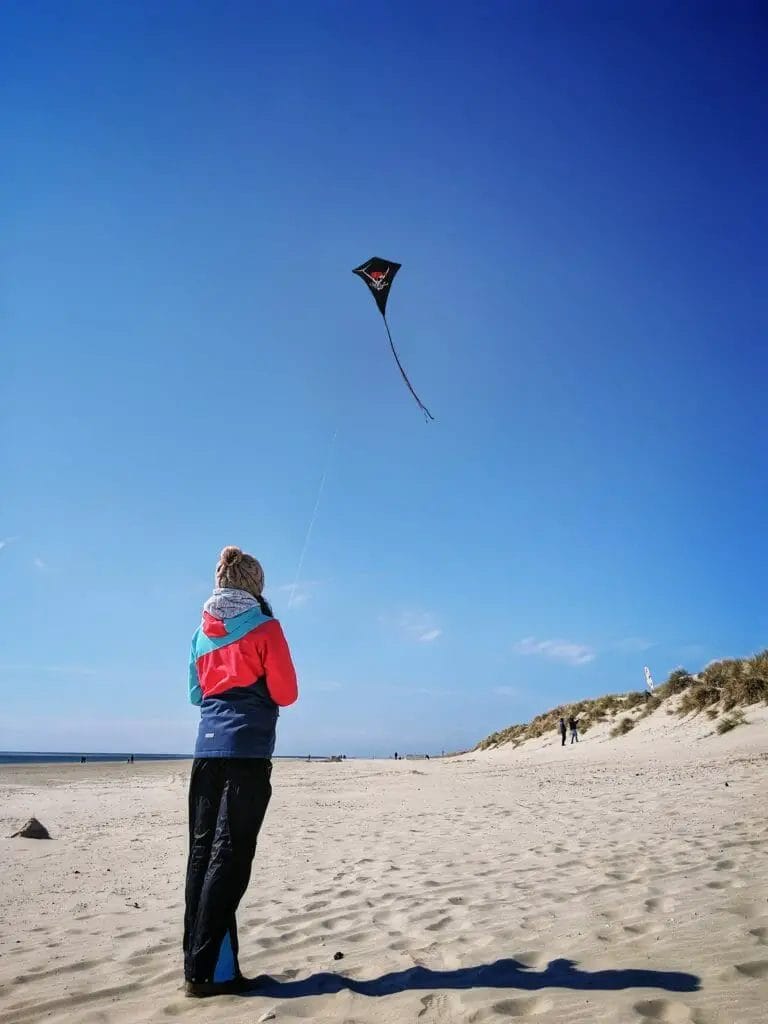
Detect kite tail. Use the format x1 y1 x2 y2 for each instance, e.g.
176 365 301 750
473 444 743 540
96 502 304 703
383 316 434 422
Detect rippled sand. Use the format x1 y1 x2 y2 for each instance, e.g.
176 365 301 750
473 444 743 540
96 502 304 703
1 715 766 1023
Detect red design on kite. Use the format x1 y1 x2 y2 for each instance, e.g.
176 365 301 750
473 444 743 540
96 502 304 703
363 266 390 290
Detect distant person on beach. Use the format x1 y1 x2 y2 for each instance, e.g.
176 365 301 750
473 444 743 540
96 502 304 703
184 546 298 997
569 715 579 743
559 718 567 746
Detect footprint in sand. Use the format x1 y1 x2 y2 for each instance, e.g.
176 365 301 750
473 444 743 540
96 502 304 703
644 897 675 914
425 916 453 932
749 927 768 946
734 959 768 979
491 995 553 1017
633 998 692 1021
418 993 450 1018
624 923 651 936
714 859 736 871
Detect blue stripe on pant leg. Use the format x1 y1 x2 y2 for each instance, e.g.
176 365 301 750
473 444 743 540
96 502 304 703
213 927 237 982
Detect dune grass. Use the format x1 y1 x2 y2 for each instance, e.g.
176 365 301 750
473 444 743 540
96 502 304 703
610 716 636 738
476 649 767 751
717 710 747 735
678 654 768 715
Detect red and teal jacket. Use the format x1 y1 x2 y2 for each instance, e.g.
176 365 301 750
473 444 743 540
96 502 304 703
189 589 298 758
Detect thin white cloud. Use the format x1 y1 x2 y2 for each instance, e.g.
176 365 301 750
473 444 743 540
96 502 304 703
493 685 521 697
514 637 596 666
0 537 19 551
418 628 442 643
33 557 49 571
396 610 442 644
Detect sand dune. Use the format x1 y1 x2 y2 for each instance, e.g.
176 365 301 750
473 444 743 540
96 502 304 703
1 717 766 1023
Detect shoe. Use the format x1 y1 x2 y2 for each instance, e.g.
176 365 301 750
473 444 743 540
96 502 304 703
184 976 255 998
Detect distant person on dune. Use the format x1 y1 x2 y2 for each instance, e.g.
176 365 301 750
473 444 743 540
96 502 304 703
184 546 298 997
569 715 579 743
559 717 567 746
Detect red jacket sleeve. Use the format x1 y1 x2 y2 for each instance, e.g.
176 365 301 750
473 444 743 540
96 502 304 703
259 620 298 707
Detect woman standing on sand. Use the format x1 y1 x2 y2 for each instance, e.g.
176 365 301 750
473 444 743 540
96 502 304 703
183 547 298 997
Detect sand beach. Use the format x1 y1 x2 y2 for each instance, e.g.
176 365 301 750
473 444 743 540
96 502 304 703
1 710 767 1024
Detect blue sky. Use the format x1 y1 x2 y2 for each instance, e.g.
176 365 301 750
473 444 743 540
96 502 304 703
3 2 766 756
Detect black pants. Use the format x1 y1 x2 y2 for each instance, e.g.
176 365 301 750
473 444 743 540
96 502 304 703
184 758 272 983
561 732 566 746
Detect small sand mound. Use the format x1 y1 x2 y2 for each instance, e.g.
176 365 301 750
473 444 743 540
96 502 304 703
11 817 51 839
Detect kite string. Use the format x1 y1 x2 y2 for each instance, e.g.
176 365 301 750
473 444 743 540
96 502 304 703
382 315 434 422
286 428 338 610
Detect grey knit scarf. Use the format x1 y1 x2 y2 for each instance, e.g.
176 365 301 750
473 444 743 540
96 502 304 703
204 588 260 620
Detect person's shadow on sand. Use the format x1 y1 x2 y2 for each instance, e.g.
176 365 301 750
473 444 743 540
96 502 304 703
243 957 700 999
